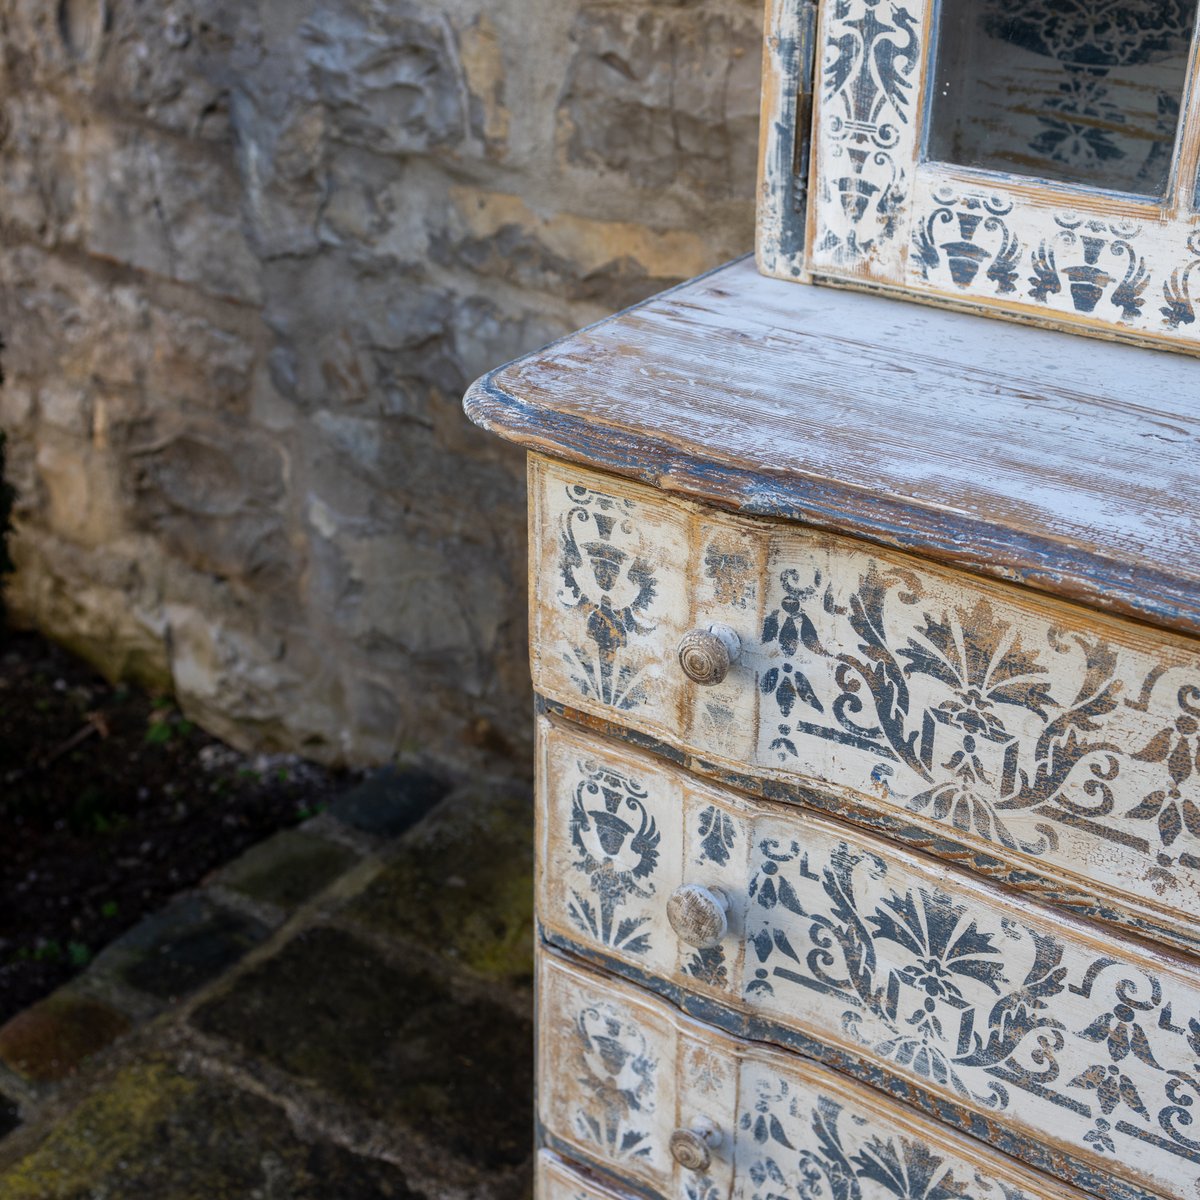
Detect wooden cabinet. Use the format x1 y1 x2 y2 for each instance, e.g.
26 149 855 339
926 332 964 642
465 255 1200 1200
537 716 1200 1200
465 5 1200 1186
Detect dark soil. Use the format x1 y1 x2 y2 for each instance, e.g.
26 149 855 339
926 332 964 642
0 630 354 1025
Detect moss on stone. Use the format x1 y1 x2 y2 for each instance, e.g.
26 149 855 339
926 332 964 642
191 926 533 1170
217 830 358 910
0 1057 425 1198
0 1061 194 1196
344 784 534 985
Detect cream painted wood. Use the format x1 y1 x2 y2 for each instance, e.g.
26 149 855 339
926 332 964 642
538 949 1088 1200
536 716 1200 1200
756 0 817 281
530 454 1200 954
471 260 1200 637
536 1150 638 1200
757 0 1200 353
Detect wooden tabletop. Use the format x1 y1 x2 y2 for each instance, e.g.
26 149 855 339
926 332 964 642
464 257 1200 639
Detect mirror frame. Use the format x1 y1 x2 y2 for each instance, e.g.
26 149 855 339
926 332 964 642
757 0 1200 354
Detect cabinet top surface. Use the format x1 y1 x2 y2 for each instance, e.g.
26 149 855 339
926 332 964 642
464 258 1200 638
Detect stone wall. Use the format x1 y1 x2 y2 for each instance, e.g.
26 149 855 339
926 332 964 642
0 0 761 770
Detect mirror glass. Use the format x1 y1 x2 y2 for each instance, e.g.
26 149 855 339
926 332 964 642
927 0 1198 198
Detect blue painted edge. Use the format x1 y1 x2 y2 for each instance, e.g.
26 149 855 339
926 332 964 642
537 938 1161 1200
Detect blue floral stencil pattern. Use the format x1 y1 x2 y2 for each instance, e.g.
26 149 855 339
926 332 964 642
739 1079 1017 1200
819 0 921 255
744 833 1200 1173
567 760 660 955
545 957 1052 1200
758 559 1200 884
570 997 658 1164
557 485 658 711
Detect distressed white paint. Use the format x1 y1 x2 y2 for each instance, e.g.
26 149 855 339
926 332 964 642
531 456 1200 952
537 718 1200 1200
536 1151 634 1200
477 260 1200 636
755 0 816 281
538 949 1087 1200
773 0 1200 352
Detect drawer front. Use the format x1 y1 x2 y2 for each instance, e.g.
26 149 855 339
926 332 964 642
537 717 1200 1200
537 1150 637 1200
530 454 1200 952
539 949 1083 1200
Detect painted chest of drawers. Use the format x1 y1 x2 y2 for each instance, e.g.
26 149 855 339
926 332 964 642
463 257 1200 1200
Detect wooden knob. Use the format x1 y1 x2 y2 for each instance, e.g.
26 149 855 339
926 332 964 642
670 1118 721 1172
677 624 741 685
666 884 729 948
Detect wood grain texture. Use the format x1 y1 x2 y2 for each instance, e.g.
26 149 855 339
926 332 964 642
536 717 1200 1200
538 948 1094 1200
529 456 1200 955
537 1150 640 1200
754 0 815 281
463 258 1200 637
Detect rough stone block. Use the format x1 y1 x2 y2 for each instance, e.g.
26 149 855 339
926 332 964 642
132 424 290 587
0 93 82 247
6 536 172 691
144 307 258 413
0 1059 425 1198
216 830 359 911
557 5 761 199
435 188 709 311
301 0 466 156
0 247 146 392
343 783 533 985
458 14 510 158
92 894 271 1002
0 992 130 1083
93 0 239 141
80 122 261 304
191 926 533 1169
328 765 448 838
35 440 126 549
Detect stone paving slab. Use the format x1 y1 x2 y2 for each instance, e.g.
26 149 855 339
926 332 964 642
0 768 536 1197
0 1056 427 1199
213 828 360 912
344 782 534 985
0 991 131 1085
191 924 534 1172
104 893 273 1002
330 766 449 839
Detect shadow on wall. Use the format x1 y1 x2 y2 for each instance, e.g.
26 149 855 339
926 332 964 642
0 0 761 771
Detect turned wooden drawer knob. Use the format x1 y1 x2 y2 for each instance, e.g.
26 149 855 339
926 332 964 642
666 883 729 948
677 623 741 685
670 1117 721 1172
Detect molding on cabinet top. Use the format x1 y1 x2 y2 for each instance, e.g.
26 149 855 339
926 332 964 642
464 256 1200 639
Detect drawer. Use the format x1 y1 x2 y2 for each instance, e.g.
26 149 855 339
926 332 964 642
537 716 1200 1200
538 949 1085 1200
537 1149 636 1200
530 454 1200 954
